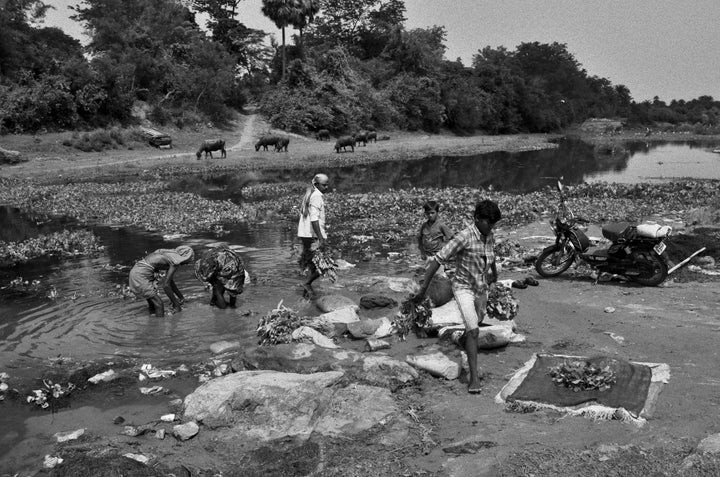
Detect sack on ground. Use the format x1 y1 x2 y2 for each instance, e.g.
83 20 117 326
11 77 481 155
406 352 460 379
291 326 339 349
439 324 526 350
425 274 453 307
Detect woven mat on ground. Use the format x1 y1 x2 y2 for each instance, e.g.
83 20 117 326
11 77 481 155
495 353 670 425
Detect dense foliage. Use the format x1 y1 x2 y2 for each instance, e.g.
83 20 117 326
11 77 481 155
1 0 718 134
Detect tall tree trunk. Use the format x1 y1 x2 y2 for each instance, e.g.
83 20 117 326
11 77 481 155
281 26 286 81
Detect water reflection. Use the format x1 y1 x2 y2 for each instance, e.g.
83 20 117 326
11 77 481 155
586 140 720 183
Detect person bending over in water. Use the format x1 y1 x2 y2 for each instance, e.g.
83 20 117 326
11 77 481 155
195 245 246 309
128 245 195 317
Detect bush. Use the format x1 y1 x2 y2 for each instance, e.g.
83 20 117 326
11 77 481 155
149 104 171 125
62 128 136 152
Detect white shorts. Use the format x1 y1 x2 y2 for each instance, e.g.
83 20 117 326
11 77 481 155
452 286 488 331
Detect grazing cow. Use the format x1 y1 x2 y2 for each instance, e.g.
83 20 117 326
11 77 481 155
353 131 368 147
196 139 226 159
255 135 280 151
274 136 290 152
334 136 355 153
366 131 377 143
316 129 331 141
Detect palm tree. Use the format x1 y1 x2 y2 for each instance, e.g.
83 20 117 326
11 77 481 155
261 0 299 81
290 0 320 51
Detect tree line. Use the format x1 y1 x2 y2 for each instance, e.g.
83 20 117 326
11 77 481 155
1 0 718 135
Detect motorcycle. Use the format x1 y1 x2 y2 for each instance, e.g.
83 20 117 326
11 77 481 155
535 181 671 286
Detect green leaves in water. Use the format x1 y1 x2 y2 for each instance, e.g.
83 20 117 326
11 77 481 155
0 230 104 266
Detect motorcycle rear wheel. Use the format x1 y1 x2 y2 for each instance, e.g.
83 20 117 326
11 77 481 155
535 244 575 277
631 251 668 286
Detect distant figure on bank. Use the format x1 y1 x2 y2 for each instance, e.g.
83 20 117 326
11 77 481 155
129 246 195 317
195 245 246 309
297 173 330 299
417 200 455 263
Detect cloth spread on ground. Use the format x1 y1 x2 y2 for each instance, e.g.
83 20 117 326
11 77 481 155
496 353 670 425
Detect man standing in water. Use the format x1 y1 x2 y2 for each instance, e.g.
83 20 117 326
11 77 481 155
129 245 195 317
413 200 502 394
297 173 330 299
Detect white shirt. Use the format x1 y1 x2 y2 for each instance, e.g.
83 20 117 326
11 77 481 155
297 187 326 239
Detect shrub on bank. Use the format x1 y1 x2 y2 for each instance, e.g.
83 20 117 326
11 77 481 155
61 128 142 152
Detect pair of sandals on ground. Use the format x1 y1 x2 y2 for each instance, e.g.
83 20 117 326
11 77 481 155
511 276 539 289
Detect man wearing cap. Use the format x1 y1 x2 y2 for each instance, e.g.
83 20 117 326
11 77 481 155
297 173 330 298
129 245 195 317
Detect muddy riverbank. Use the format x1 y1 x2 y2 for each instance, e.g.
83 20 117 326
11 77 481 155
1 119 720 476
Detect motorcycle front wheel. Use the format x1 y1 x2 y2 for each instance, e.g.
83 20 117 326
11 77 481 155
535 244 575 277
631 251 668 286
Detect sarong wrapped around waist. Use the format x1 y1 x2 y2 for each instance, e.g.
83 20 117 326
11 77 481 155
129 260 159 299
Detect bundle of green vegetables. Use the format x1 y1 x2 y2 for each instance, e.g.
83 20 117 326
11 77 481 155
548 359 617 392
312 249 338 282
486 283 519 321
395 297 433 340
256 302 311 345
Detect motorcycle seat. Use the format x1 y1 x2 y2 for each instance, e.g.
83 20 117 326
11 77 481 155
602 222 635 242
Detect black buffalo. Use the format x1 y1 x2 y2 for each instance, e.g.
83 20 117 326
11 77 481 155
335 136 355 153
353 131 368 147
255 135 280 151
366 131 377 143
196 139 226 159
316 129 331 141
274 136 290 152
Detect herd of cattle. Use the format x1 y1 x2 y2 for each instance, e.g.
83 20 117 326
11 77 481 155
195 130 382 159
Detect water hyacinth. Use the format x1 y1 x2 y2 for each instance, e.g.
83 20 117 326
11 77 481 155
0 230 104 266
0 181 247 236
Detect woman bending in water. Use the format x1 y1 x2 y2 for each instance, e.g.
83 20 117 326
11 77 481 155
195 245 246 309
128 245 195 317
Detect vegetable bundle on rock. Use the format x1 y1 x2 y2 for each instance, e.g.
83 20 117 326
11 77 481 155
257 302 309 345
256 301 331 346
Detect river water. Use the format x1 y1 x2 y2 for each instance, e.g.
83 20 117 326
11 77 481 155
0 139 718 463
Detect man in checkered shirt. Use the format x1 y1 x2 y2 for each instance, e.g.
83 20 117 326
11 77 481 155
413 199 502 394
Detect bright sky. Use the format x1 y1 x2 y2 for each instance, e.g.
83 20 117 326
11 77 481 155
44 0 720 103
